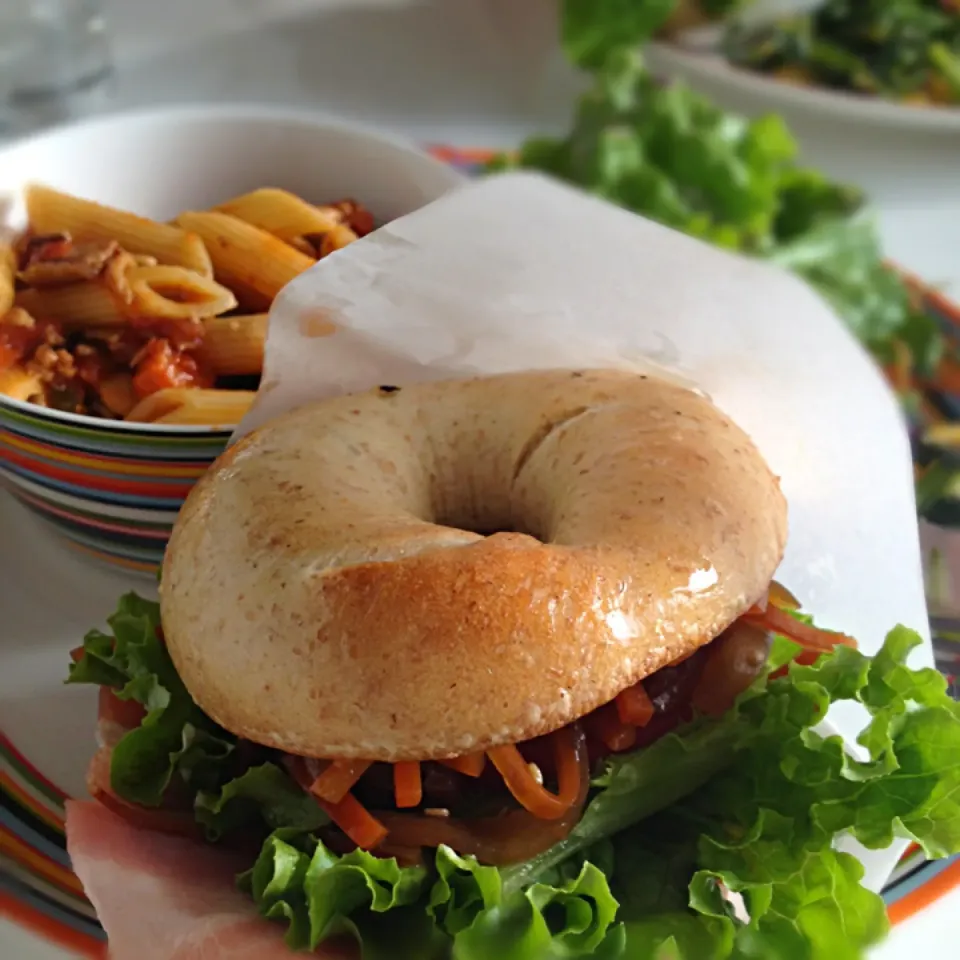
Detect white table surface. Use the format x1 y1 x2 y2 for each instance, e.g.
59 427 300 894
89 0 960 296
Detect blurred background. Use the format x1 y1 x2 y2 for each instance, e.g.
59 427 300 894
1 0 957 290
2 0 960 622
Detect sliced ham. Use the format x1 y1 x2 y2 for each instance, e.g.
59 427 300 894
65 800 353 959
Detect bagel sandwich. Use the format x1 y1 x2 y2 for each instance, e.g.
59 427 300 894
65 370 960 960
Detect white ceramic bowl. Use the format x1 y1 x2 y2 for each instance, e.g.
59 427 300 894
0 105 466 575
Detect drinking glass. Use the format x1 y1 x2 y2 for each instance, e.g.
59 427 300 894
0 0 113 136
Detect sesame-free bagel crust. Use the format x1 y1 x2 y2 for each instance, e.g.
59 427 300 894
161 370 787 761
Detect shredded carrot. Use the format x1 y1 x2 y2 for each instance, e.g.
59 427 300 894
69 646 84 663
583 704 637 752
316 792 388 849
310 759 372 804
615 682 656 727
439 753 486 777
768 581 801 610
393 761 423 809
745 604 857 652
487 726 583 820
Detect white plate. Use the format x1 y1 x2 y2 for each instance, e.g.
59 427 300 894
647 41 960 133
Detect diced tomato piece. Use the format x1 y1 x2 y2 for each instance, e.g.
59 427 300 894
98 686 147 730
86 747 199 839
132 339 212 399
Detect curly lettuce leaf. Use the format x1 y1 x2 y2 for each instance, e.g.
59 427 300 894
244 834 625 960
242 833 440 960
561 0 676 69
195 763 329 839
66 594 315 839
500 36 942 380
600 627 959 958
66 593 235 806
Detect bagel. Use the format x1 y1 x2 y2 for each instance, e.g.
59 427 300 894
161 368 787 761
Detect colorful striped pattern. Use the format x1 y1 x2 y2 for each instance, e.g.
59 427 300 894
1 146 959 954
0 398 231 576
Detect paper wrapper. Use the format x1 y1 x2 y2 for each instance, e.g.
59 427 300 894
235 171 929 889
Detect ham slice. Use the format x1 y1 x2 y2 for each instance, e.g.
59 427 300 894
65 800 352 959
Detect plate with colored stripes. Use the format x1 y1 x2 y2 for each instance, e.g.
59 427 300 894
2 147 960 959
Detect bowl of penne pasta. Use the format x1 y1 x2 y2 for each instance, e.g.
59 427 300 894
0 105 465 575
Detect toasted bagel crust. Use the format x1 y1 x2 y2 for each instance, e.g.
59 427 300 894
161 370 787 760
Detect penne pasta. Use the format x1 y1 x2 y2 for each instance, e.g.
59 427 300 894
289 236 316 257
199 313 267 376
0 242 15 315
15 283 126 327
126 387 255 426
25 185 213 277
6 182 375 425
213 188 342 244
0 365 44 402
98 373 138 417
175 211 315 312
126 265 238 321
318 224 359 258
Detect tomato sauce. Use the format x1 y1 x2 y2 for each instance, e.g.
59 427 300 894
0 319 60 371
132 340 213 399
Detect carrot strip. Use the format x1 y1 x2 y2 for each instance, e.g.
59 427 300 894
439 753 486 777
393 761 423 809
583 704 637 752
310 759 372 803
316 792 388 849
768 581 801 610
69 646 84 663
487 726 584 820
745 604 857 652
615 682 656 727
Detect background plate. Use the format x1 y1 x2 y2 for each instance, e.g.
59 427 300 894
647 41 960 133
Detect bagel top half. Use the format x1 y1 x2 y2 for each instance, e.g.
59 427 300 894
161 369 787 761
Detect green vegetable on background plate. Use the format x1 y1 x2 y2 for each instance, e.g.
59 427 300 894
723 0 960 107
498 0 946 383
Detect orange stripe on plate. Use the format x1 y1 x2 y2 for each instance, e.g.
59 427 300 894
0 431 207 477
888 858 960 926
0 772 65 833
0 890 106 959
430 145 497 163
0 826 86 898
0 446 196 497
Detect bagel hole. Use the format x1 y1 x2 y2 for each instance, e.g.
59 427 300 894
432 508 544 544
512 406 590 482
428 407 596 544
